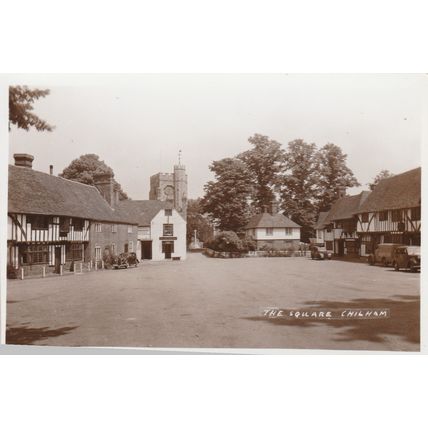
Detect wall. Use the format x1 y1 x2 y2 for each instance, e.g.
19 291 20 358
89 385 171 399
150 208 187 261
356 208 421 233
254 227 300 241
87 222 138 262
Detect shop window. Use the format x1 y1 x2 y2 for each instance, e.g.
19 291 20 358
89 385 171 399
21 244 49 265
66 243 83 261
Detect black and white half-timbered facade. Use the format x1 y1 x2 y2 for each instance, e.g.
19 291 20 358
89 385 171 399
356 167 421 256
8 154 138 276
314 167 421 258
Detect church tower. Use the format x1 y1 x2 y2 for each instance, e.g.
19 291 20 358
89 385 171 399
149 152 188 217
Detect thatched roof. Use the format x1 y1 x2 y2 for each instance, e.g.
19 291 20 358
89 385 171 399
8 165 137 224
357 167 421 213
245 212 301 229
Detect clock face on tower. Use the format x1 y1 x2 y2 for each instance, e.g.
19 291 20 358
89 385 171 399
164 185 174 200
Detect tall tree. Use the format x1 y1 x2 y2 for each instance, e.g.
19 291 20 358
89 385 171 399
186 199 215 246
279 139 319 241
316 143 360 211
238 134 285 210
368 169 394 190
9 86 54 132
60 154 129 200
200 157 252 232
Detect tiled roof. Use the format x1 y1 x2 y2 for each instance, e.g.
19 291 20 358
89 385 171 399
357 167 421 213
8 165 137 224
326 191 370 221
115 200 172 226
245 212 301 229
314 211 330 229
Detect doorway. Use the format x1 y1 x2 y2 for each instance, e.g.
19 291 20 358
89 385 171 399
141 241 152 260
54 247 61 274
162 241 173 259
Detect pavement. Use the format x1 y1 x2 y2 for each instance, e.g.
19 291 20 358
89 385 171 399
6 253 420 351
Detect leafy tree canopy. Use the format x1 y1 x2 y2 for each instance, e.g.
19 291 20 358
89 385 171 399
200 157 252 232
368 169 394 190
9 86 54 132
60 154 129 200
186 198 214 246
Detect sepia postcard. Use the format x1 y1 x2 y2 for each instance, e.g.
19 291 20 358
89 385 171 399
1 74 423 352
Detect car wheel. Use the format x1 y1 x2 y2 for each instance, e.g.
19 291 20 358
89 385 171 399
394 262 399 271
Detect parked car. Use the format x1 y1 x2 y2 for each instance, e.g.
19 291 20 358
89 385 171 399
392 246 421 272
310 243 332 260
368 243 401 266
112 252 139 269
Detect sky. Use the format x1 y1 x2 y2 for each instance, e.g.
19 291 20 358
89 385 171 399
9 74 424 200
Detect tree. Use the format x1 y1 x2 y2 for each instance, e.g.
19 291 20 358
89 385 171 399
279 139 319 241
9 86 54 132
238 134 285 210
60 154 129 200
200 157 252 232
186 199 214 246
368 169 394 190
316 143 360 211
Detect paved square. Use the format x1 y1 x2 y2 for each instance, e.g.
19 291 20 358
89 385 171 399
6 253 420 351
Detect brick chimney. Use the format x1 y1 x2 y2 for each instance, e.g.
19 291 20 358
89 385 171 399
94 172 115 207
49 165 53 175
337 186 347 199
14 153 34 168
270 200 280 215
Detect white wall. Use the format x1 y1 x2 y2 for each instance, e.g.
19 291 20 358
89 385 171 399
254 227 300 241
150 209 187 261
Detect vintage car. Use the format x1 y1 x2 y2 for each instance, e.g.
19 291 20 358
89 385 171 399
310 243 332 260
112 252 139 269
392 246 421 272
368 243 401 266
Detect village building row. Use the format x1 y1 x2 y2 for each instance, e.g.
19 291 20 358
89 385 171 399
314 167 421 257
7 154 187 276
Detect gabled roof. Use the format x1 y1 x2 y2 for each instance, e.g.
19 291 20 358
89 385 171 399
115 200 172 226
8 165 137 224
245 212 301 229
314 211 330 229
357 167 421 213
326 191 370 221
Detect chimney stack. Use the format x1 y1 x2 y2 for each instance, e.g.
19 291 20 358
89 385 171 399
94 172 115 208
14 153 34 168
270 201 280 215
337 186 347 199
49 165 53 175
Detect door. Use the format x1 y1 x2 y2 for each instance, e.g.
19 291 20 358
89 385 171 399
141 241 152 260
337 240 344 256
163 242 173 259
124 243 129 253
54 247 61 274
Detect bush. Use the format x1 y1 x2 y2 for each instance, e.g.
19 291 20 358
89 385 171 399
206 231 256 253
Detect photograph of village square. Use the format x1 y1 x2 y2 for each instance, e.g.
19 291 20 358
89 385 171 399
5 75 421 351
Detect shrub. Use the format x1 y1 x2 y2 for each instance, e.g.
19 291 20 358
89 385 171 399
207 231 246 253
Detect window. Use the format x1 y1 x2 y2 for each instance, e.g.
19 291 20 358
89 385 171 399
411 206 421 221
361 213 369 223
129 241 134 252
66 243 83 261
95 246 101 261
21 244 49 265
391 209 402 222
285 228 292 235
27 215 49 230
111 224 117 233
335 222 342 229
266 228 273 236
95 223 102 232
379 211 388 221
163 224 174 236
128 225 133 234
59 217 70 236
72 218 84 231
165 209 172 216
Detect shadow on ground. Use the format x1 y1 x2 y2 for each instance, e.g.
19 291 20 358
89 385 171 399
6 325 78 345
245 294 419 345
